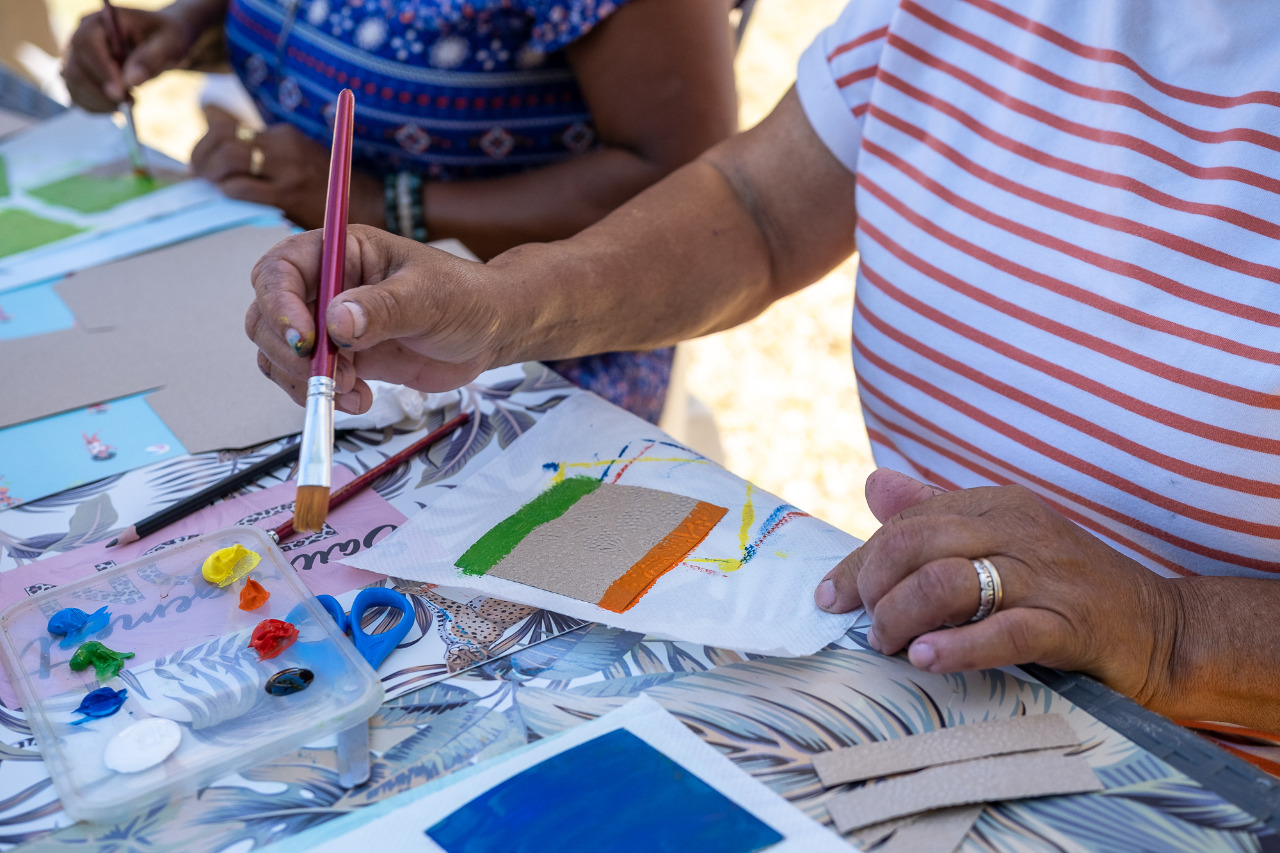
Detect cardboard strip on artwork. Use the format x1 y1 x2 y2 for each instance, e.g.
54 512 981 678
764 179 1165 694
813 714 1079 786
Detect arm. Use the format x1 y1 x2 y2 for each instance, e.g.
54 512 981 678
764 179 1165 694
63 0 227 112
821 469 1280 732
198 0 741 258
245 87 860 408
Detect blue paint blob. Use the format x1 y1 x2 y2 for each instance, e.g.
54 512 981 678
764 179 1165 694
48 606 111 648
426 728 784 853
70 686 127 724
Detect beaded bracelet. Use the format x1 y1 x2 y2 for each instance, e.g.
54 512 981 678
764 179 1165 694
383 171 428 243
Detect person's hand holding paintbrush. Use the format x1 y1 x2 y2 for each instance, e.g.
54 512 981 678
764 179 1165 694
62 0 226 114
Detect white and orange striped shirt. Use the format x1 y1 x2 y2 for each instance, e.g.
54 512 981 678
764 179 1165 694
796 0 1280 579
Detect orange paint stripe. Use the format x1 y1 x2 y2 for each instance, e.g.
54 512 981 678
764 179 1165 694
597 501 728 614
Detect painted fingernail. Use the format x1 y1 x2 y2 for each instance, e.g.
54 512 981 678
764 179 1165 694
909 640 936 670
815 579 836 611
285 327 305 356
866 627 881 651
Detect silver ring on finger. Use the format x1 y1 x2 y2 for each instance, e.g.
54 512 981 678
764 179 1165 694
236 125 257 143
969 557 1004 622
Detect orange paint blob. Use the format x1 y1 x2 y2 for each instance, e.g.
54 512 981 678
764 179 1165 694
248 619 298 660
239 579 271 611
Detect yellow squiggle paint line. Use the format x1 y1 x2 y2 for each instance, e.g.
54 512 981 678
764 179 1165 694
737 481 755 556
688 557 744 572
548 457 710 484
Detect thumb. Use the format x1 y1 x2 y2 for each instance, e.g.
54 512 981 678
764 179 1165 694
865 468 947 523
121 30 185 88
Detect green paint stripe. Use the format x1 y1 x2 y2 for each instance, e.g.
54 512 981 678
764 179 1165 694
457 476 602 576
0 155 9 198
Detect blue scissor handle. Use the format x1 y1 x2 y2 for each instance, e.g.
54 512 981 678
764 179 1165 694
315 594 350 634
343 588 414 671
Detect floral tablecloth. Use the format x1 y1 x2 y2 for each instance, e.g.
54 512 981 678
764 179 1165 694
0 364 1273 852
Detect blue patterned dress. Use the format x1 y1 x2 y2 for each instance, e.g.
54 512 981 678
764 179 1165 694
225 0 673 422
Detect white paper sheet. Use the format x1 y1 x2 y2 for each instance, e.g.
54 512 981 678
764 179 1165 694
347 392 862 656
280 695 852 853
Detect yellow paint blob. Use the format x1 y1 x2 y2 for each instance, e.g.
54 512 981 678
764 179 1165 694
201 544 262 588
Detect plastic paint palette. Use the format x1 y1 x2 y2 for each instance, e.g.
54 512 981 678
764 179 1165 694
0 526 383 823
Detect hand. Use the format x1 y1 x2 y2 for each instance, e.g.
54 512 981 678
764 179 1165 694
816 469 1180 706
246 225 502 413
63 6 193 111
190 106 384 230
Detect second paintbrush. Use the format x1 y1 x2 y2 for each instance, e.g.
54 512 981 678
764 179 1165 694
270 411 471 544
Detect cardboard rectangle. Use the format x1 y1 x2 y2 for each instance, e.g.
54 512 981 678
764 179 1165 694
1 223 304 452
871 805 984 853
813 714 1079 786
487 483 703 604
826 750 1103 833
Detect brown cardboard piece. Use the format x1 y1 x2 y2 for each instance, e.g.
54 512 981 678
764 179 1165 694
489 484 702 603
826 750 1103 833
0 224 303 451
813 714 1079 786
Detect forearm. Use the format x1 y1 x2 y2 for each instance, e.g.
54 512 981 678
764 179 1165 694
1148 577 1280 731
482 88 860 366
160 0 227 45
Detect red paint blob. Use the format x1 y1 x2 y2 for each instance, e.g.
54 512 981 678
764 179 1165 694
239 579 271 611
248 619 298 660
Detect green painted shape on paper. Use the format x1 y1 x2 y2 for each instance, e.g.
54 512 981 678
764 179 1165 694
0 208 85 258
457 476 602 577
27 170 173 214
0 155 9 198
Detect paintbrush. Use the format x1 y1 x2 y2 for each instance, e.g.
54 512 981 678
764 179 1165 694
99 0 150 178
269 411 470 543
293 87 355 533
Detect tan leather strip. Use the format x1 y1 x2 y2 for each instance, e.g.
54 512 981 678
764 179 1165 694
826 750 1102 833
870 805 984 853
813 714 1078 786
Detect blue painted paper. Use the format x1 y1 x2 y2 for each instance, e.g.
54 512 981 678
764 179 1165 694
426 728 783 853
0 278 75 340
0 393 184 508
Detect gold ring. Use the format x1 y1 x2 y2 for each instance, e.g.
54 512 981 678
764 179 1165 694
249 145 265 177
236 125 257 142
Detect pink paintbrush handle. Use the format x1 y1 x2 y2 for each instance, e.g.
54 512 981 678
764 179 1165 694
311 88 355 381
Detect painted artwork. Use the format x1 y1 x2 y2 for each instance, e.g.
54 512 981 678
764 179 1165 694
27 161 181 215
425 728 783 853
458 477 727 613
0 208 83 258
347 392 861 656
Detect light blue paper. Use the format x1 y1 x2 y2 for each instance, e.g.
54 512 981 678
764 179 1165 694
0 277 75 340
0 393 185 508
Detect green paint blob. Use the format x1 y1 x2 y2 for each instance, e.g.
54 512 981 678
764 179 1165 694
0 208 85 258
68 640 135 681
0 155 9 199
28 170 174 214
457 476 602 576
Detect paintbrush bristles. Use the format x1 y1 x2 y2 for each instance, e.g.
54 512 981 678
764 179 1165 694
293 485 331 532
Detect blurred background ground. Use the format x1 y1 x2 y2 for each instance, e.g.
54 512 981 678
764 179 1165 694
30 0 878 539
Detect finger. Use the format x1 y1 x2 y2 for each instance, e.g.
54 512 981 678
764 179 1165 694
246 301 311 387
336 379 373 414
815 550 863 613
866 556 987 653
63 15 125 110
250 231 325 358
324 229 487 350
907 607 1074 674
865 468 948 523
856 511 1001 611
256 351 306 406
217 175 276 205
202 104 242 133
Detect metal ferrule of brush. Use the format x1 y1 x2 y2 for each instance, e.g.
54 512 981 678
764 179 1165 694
297 376 336 488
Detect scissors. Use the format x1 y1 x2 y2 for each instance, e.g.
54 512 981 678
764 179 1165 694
315 588 414 671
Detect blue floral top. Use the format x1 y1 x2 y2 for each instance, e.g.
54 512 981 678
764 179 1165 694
225 0 672 422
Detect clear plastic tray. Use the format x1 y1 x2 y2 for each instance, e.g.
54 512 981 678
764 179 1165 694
0 526 383 823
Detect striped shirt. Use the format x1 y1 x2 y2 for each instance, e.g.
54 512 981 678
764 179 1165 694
795 0 1280 579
